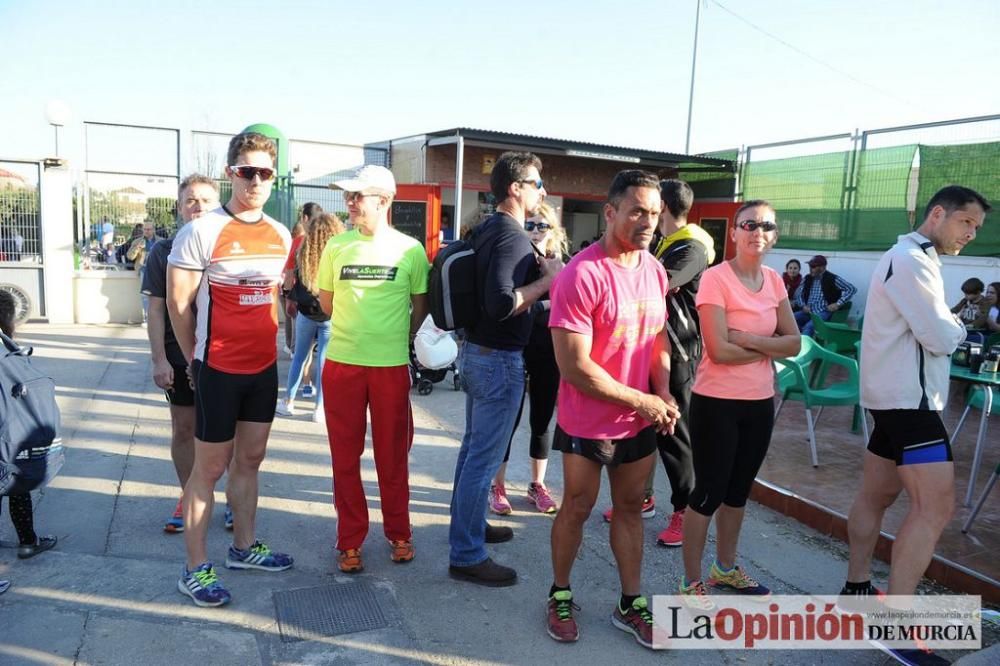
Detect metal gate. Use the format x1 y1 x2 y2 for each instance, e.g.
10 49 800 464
0 158 44 321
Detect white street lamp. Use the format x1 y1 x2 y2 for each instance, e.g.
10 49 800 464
45 100 72 157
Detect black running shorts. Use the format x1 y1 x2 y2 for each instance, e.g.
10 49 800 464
163 362 195 407
552 424 656 467
190 360 277 443
867 409 953 466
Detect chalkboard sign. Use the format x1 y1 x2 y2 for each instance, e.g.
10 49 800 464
699 218 728 266
391 201 427 247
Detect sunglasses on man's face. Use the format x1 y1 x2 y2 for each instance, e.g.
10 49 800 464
343 191 380 203
737 220 777 232
519 178 544 190
231 165 276 181
525 221 552 232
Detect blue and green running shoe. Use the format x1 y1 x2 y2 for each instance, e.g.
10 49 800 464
178 562 231 607
225 540 293 572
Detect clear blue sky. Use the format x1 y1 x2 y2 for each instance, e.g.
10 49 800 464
2 0 998 162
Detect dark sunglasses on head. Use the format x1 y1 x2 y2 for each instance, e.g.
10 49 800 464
231 165 276 181
519 178 544 190
737 220 777 232
525 221 552 232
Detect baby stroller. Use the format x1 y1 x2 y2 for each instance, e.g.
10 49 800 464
410 316 460 395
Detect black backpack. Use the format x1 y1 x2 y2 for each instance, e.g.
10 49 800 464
288 270 330 323
429 233 481 331
0 332 64 496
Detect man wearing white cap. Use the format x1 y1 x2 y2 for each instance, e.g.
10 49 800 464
317 165 430 573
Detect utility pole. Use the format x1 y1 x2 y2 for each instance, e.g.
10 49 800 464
685 0 702 154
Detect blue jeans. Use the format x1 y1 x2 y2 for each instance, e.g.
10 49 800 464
285 315 332 405
795 308 831 337
449 342 525 566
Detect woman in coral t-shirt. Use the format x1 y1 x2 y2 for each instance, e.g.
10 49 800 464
679 200 800 609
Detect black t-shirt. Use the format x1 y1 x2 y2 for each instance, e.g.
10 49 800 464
465 213 541 351
141 237 189 367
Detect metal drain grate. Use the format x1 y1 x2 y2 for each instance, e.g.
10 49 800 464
273 581 389 642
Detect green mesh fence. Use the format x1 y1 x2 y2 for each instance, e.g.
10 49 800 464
915 142 1000 256
678 149 737 198
742 150 849 249
849 144 916 249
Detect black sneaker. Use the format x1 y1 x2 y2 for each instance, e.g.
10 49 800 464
449 558 517 587
836 582 884 614
17 535 57 559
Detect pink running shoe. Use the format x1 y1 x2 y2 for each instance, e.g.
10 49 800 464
489 483 512 515
527 483 558 513
656 510 684 547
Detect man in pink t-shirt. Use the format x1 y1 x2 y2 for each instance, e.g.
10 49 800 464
545 170 679 650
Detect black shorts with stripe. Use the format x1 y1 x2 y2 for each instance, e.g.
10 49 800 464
867 409 953 466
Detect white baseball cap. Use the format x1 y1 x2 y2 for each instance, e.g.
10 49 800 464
332 165 396 195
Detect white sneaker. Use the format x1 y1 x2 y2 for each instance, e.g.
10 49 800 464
282 345 293 357
275 400 295 416
311 408 323 423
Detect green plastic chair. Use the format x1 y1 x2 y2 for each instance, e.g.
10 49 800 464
810 312 862 356
829 301 852 324
951 384 993 442
810 312 863 388
775 336 869 467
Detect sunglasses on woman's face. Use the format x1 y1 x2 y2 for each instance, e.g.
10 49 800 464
231 165 276 181
525 221 552 232
737 220 777 232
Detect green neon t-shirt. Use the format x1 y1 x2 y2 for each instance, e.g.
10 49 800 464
317 227 429 367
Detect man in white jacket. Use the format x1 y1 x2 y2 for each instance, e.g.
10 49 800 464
842 186 989 614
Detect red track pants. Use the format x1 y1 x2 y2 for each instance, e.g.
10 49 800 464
323 361 413 550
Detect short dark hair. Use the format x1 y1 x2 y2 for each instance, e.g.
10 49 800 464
301 202 323 219
961 277 985 295
735 199 775 220
660 179 694 219
608 170 660 207
178 174 218 197
0 290 15 337
227 132 277 167
490 151 542 202
923 185 991 220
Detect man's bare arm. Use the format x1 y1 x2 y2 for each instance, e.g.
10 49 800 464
552 328 679 432
147 296 174 389
166 266 202 364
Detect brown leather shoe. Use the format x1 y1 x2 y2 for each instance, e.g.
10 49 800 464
449 557 517 587
484 523 513 543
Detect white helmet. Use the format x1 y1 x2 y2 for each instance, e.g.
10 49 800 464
414 329 458 369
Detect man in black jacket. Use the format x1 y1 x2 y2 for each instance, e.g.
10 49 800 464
448 152 563 587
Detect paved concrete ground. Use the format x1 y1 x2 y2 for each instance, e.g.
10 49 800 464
1 324 996 665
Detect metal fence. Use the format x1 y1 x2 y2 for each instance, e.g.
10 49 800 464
0 160 42 263
82 122 180 267
729 114 1000 255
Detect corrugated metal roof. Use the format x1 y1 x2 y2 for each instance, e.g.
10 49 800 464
418 127 733 169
